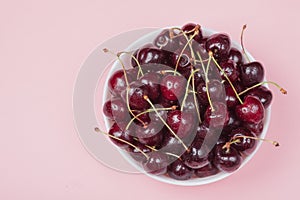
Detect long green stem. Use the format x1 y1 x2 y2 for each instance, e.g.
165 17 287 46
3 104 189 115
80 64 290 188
238 81 287 95
144 96 189 151
94 127 149 159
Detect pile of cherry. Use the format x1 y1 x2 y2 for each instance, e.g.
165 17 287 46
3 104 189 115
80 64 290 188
102 23 285 181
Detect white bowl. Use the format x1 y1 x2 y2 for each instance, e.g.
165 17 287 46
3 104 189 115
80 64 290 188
101 26 271 186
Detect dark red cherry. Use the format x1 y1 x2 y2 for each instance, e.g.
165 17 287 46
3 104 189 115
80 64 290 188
213 143 242 172
143 151 169 175
108 69 133 95
220 60 239 82
225 112 242 132
161 133 186 156
228 48 243 66
182 23 203 43
236 96 265 124
205 33 231 60
240 61 264 87
160 75 187 101
108 122 134 149
136 47 174 67
195 162 219 178
182 94 199 116
204 102 229 128
229 128 256 155
243 121 264 136
196 79 226 105
245 86 272 108
167 159 193 180
157 95 179 108
166 110 196 138
154 29 182 52
183 139 210 169
121 81 150 110
103 98 129 121
225 86 239 108
131 43 155 68
172 54 191 71
139 72 162 102
135 122 164 147
129 141 152 163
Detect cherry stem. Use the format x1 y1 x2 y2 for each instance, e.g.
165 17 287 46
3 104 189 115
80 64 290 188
94 127 149 159
181 68 200 111
160 70 182 76
117 51 144 78
240 24 251 63
143 95 189 151
209 51 244 104
238 81 287 95
103 48 146 126
174 27 199 75
125 106 177 130
232 135 280 147
203 53 215 111
191 69 202 123
145 145 181 159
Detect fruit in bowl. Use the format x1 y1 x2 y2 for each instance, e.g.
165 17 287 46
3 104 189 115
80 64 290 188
97 23 286 185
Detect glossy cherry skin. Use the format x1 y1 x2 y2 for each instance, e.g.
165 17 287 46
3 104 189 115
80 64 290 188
166 110 196 138
205 33 231 60
143 151 169 175
236 96 265 124
135 122 164 147
139 72 162 102
128 141 152 163
161 133 187 156
160 75 187 101
196 79 226 105
244 121 264 136
213 143 242 172
136 47 174 67
228 48 243 66
121 81 149 110
220 60 239 82
154 29 182 51
108 122 134 149
157 95 179 108
245 86 272 108
181 22 203 43
204 102 229 128
181 94 199 116
172 54 191 71
195 162 219 178
240 61 264 87
167 159 193 180
225 86 239 108
103 98 129 121
229 128 256 155
108 69 133 95
183 139 210 169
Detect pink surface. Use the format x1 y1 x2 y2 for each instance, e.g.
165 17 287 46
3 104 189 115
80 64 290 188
1 0 299 199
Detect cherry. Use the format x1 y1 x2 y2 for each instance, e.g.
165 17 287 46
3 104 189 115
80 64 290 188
205 33 231 60
154 29 182 51
181 23 203 43
129 141 152 163
225 86 239 108
160 74 187 101
228 48 243 66
161 133 186 156
236 96 265 124
157 95 179 108
167 159 193 180
183 139 210 169
143 151 169 175
103 97 129 121
204 102 229 128
244 121 264 136
196 79 226 105
220 60 239 83
121 81 150 110
166 110 196 138
136 47 174 67
229 128 256 155
192 68 205 87
108 122 134 149
245 86 272 108
240 62 264 87
225 111 242 132
135 122 164 147
139 72 162 102
195 162 219 178
181 94 199 116
108 69 133 95
213 143 242 172
172 53 191 71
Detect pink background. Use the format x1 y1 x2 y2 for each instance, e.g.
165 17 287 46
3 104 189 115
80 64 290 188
1 0 299 199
